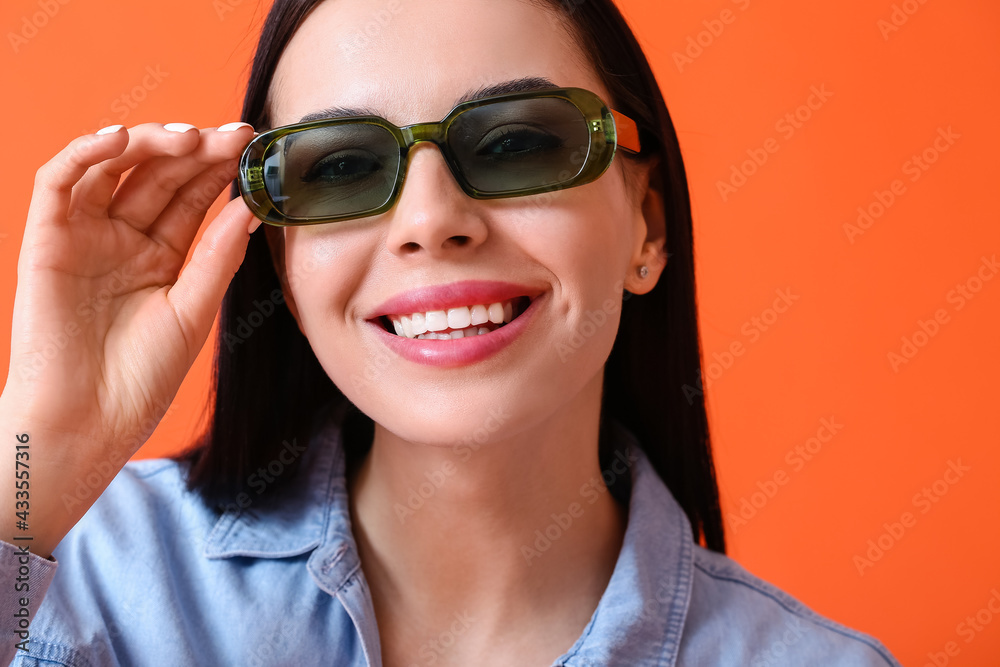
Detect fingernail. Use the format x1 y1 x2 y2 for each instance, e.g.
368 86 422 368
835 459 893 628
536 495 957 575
248 219 263 234
218 122 253 132
163 123 197 133
96 124 124 135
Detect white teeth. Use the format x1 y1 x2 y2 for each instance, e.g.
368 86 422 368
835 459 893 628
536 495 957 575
470 304 489 325
411 312 427 335
487 303 504 324
388 298 522 339
416 326 494 340
416 332 455 340
425 310 448 332
447 307 472 330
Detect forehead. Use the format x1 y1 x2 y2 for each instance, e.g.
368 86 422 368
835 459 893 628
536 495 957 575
268 0 608 127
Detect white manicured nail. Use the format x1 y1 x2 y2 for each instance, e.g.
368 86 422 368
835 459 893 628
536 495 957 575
163 123 197 133
96 125 124 135
218 122 253 132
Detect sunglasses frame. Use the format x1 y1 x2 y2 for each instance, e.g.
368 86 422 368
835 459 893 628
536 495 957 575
237 86 642 226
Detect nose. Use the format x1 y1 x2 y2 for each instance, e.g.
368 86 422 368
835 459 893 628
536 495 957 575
384 142 488 258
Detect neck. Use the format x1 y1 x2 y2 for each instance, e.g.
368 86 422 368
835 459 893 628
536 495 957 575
347 372 628 664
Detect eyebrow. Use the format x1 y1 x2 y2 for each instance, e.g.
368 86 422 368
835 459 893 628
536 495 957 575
296 76 559 124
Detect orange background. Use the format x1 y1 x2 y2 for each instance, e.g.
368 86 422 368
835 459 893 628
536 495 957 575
2 1 998 665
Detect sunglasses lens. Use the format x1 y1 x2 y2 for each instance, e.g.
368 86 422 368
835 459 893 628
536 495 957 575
262 123 401 220
447 97 592 194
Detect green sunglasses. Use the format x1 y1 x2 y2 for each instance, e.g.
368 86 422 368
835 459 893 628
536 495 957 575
237 86 642 226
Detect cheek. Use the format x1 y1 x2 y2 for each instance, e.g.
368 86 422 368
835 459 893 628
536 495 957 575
282 246 322 315
501 184 633 366
508 179 634 297
284 228 367 320
283 228 428 416
558 184 636 360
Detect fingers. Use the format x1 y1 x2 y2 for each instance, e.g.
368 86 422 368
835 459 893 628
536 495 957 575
70 123 204 220
28 127 131 230
144 156 242 259
105 123 254 230
166 196 259 362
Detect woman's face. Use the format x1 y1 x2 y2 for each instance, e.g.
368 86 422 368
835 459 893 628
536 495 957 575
267 0 664 445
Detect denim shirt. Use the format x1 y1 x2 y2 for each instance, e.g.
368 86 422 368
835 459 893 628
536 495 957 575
2 404 902 666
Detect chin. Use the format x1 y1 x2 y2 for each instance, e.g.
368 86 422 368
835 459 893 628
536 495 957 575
369 403 518 449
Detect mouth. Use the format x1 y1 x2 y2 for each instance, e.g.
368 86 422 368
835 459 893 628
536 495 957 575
378 296 533 340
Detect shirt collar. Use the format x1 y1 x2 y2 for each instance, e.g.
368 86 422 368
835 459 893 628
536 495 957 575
556 419 694 666
202 406 695 665
202 399 354 562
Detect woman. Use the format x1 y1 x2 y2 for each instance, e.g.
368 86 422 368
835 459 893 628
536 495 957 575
1 0 902 664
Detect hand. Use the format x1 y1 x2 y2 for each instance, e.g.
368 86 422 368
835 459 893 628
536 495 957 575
1 121 259 555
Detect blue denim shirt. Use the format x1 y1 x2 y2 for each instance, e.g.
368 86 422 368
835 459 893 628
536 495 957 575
2 404 902 666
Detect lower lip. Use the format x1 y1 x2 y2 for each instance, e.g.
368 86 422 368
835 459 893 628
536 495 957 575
367 295 543 368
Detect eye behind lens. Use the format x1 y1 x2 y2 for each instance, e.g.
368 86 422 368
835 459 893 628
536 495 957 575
302 149 383 184
448 97 593 194
264 123 402 220
473 125 564 158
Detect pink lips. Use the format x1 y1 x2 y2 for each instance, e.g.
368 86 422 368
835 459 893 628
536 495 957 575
365 280 545 367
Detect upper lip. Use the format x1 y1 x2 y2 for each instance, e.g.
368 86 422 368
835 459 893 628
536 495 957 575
366 280 545 320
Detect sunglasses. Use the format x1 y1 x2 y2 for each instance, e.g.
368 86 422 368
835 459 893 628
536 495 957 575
236 87 641 226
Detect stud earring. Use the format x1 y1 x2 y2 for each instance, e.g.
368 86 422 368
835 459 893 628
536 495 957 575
638 265 649 279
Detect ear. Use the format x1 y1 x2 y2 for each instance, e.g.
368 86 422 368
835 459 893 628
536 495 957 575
623 156 668 295
264 225 305 330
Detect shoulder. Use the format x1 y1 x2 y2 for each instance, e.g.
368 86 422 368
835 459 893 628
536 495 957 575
53 455 224 574
18 458 219 665
67 455 192 510
677 545 900 666
61 456 215 551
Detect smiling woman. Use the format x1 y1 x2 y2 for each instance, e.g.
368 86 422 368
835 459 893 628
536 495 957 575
0 0 905 666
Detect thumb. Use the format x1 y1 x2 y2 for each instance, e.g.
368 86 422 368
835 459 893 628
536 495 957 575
167 197 259 361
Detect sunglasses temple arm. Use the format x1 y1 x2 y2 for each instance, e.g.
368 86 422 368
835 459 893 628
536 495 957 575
610 109 641 154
